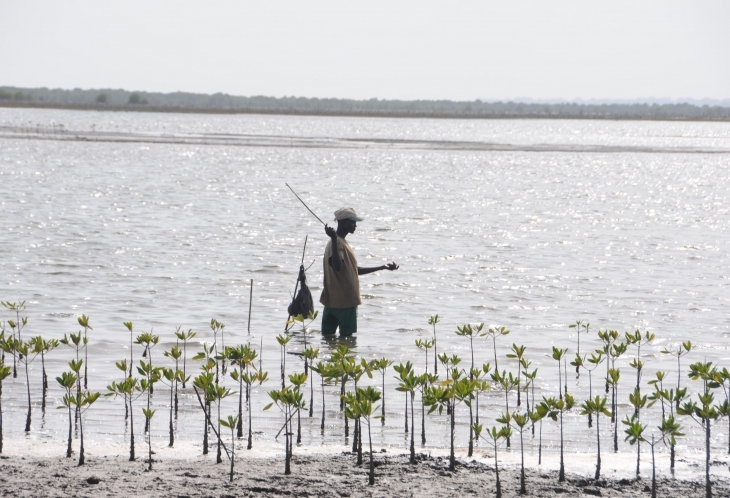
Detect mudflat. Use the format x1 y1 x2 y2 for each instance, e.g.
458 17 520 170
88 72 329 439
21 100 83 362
1 451 728 498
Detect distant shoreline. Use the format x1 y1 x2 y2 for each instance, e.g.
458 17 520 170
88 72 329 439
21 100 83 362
2 100 730 123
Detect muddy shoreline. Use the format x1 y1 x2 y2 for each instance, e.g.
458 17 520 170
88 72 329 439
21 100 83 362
1 449 728 497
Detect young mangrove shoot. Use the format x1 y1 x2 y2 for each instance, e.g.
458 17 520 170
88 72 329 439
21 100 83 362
77 315 93 389
174 327 197 388
57 370 78 458
580 395 611 480
219 415 239 482
75 389 100 466
428 315 440 374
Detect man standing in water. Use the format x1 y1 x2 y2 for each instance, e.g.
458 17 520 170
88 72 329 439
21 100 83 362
320 207 399 337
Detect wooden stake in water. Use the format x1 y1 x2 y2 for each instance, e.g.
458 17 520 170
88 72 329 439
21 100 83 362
285 236 308 332
247 279 253 335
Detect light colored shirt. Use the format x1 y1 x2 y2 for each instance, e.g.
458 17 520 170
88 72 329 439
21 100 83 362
320 236 361 309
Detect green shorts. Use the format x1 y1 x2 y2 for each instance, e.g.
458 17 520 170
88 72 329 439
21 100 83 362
321 306 358 336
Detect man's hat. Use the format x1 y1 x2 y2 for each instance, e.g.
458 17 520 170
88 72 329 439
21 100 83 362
334 207 364 222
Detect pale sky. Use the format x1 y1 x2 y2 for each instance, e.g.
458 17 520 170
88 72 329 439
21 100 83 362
1 1 728 101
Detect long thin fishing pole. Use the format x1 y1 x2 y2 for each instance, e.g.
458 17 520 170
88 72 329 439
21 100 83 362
247 279 253 335
285 183 326 226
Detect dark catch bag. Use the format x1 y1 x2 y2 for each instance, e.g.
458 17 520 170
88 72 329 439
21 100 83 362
288 265 314 318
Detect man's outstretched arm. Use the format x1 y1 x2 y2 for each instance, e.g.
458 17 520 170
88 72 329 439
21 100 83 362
358 262 399 275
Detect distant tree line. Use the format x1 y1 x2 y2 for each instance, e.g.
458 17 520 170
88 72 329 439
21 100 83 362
1 86 730 121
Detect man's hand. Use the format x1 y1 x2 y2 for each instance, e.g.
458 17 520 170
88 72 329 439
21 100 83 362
384 262 399 271
325 224 337 239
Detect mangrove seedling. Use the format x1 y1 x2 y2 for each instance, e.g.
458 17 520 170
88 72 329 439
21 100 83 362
490 369 520 447
518 357 532 413
196 368 234 463
219 415 239 482
456 323 483 376
608 340 628 418
137 359 161 433
330 345 354 412
628 385 651 428
395 366 419 463
423 372 473 471
344 359 373 457
541 394 575 482
457 323 483 448
302 346 320 416
474 362 492 426
506 344 527 406
580 395 611 480
310 361 336 434
242 369 268 449
160 367 186 447
77 315 93 388
288 310 319 372
568 320 589 373
345 387 381 485
135 331 160 394
163 345 184 417
394 361 414 434
193 347 216 454
437 353 461 414
418 372 439 445
714 367 730 455
2 336 39 431
551 346 567 400
626 329 655 412
30 335 59 413
649 434 658 498
226 344 258 436
276 334 291 389
289 372 307 445
74 389 100 466
142 408 156 471
342 389 365 464
678 361 723 498
265 385 305 475
428 314 440 374
482 326 509 372
474 424 509 498
415 338 434 374
0 359 9 453
114 359 130 420
572 352 604 427
57 370 78 458
658 415 684 475
123 322 134 377
501 411 529 494
661 340 692 408
623 414 647 477
174 327 197 388
372 357 393 425
607 368 621 451
60 331 86 421
597 329 619 394
329 357 354 442
106 375 142 460
529 406 547 464
2 301 27 378
210 318 226 378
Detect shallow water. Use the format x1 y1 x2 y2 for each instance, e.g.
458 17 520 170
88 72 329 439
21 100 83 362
1 108 730 473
